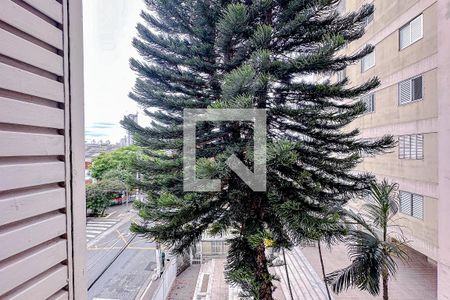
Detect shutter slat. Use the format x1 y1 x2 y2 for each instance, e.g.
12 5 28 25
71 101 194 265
4 265 67 300
48 290 69 300
0 162 65 192
0 214 66 261
0 28 63 76
0 240 67 296
0 131 64 157
0 0 63 49
0 188 66 226
0 97 64 129
0 63 64 103
22 0 63 23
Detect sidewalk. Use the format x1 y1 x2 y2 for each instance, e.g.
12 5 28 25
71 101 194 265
167 264 201 300
302 243 437 300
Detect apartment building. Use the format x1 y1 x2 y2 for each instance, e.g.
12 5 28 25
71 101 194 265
341 0 450 298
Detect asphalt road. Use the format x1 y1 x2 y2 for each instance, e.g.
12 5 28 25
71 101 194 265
87 206 158 300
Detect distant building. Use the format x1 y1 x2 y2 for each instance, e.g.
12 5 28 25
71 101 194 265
126 113 138 146
85 140 121 160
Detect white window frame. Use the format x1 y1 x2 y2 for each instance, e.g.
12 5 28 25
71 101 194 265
398 75 423 105
398 134 424 160
399 191 424 220
399 14 423 50
361 50 375 73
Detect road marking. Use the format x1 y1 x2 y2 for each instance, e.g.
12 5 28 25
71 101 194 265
87 222 117 225
116 229 128 243
105 211 118 219
128 246 157 250
86 226 110 230
87 246 156 251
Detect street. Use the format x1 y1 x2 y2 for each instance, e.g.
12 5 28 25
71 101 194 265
87 205 158 300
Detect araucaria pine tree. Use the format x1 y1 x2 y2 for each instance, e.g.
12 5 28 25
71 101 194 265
123 1 394 299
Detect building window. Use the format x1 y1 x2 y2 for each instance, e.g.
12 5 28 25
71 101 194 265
399 75 423 104
400 14 423 49
361 93 375 113
399 134 424 160
364 13 374 26
361 50 375 72
337 69 346 82
400 191 424 219
211 241 223 254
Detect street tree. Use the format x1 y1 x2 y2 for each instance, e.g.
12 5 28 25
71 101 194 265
86 179 127 216
327 180 409 300
123 1 394 298
90 145 141 180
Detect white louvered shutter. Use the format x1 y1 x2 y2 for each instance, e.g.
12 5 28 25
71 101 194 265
412 194 424 219
410 135 417 159
400 191 412 215
410 15 423 44
404 135 411 159
0 1 85 299
416 134 424 159
399 79 412 104
399 136 405 159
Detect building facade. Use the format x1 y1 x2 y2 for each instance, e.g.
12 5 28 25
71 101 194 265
341 0 450 298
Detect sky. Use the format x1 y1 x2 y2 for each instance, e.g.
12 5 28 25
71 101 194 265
83 0 146 143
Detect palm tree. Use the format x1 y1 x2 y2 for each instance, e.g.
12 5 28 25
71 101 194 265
327 180 409 300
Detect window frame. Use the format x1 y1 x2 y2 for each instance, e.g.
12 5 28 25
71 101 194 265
361 93 375 114
398 134 424 160
399 14 424 50
398 75 423 105
399 190 424 220
361 50 375 73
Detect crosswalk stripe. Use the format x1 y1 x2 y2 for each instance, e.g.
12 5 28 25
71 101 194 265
86 225 110 229
86 228 108 232
87 222 117 225
85 219 121 241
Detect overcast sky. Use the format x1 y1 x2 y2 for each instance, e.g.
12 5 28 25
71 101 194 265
83 0 145 143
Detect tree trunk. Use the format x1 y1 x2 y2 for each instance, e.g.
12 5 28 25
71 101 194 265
382 269 389 300
318 241 332 300
255 242 274 300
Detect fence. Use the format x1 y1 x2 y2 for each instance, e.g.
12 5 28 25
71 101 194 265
150 257 177 300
